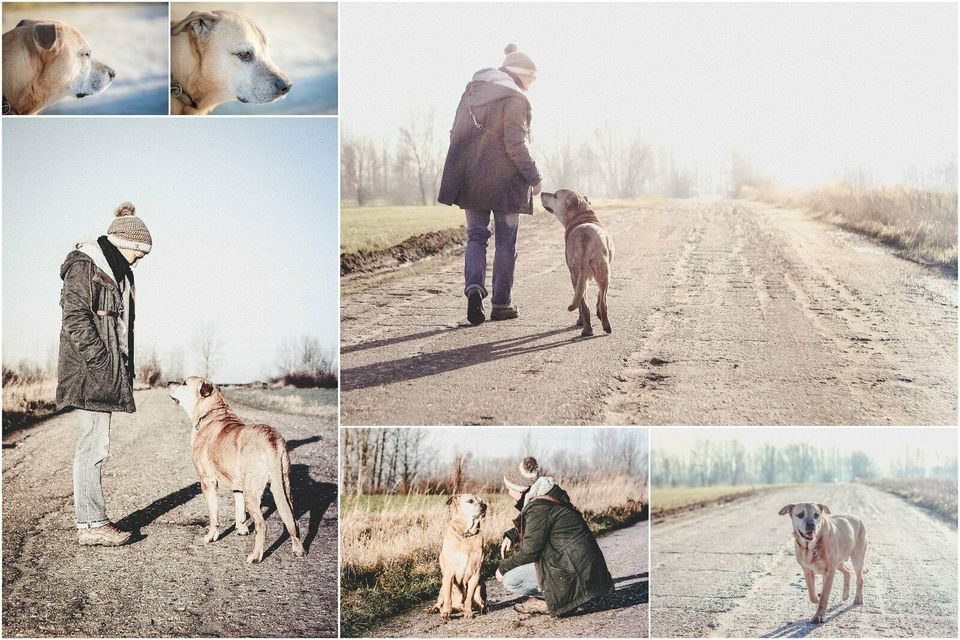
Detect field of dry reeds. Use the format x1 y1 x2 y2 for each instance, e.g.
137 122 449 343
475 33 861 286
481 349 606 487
741 182 958 269
862 477 957 524
2 365 58 435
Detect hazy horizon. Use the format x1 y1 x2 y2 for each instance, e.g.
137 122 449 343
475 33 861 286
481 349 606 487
342 2 957 191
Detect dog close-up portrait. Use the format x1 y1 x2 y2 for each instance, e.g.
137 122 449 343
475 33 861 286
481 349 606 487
432 494 489 620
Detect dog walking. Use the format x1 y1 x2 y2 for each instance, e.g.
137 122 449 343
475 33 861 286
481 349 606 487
57 202 152 546
438 44 543 325
496 457 614 615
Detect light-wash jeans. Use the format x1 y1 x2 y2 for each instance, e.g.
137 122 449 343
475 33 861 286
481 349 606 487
73 409 111 529
502 562 543 597
464 210 520 309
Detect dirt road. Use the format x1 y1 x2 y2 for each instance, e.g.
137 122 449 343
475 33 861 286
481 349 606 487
368 520 648 638
2 389 338 637
651 483 957 638
340 200 957 425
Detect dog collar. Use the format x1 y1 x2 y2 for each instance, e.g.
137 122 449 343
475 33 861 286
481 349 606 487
2 96 18 115
170 79 197 109
192 407 220 430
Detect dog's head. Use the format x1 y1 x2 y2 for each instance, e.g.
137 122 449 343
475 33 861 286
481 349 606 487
446 494 487 536
171 9 292 105
4 19 114 110
541 189 591 226
167 376 221 422
779 502 831 541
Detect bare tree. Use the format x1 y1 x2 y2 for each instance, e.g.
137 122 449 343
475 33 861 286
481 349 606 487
398 110 440 206
341 135 375 206
193 322 222 380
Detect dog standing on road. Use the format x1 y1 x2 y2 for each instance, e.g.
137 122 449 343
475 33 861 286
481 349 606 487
168 376 305 563
779 502 867 623
541 189 615 337
2 19 115 115
170 9 292 115
432 494 488 619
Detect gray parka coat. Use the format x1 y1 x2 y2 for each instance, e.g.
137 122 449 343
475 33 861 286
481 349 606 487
438 68 542 214
56 243 136 413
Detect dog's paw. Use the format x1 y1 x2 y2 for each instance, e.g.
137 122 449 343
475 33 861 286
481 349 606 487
245 552 262 564
567 304 577 312
603 325 612 334
576 318 584 327
463 610 474 620
440 611 451 621
581 327 594 337
292 539 306 557
810 614 825 624
204 529 218 544
854 596 863 605
236 523 250 536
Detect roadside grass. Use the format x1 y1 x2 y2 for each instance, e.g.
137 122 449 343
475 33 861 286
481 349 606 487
340 205 464 253
222 386 338 419
652 484 782 519
339 476 646 637
863 477 957 525
2 373 58 437
741 183 958 270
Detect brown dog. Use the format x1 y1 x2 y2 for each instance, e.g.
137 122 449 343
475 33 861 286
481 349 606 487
2 19 114 114
168 376 305 563
432 494 488 619
779 502 867 623
541 189 615 336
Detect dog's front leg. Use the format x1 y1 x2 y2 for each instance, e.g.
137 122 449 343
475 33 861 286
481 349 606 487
838 563 851 601
803 570 818 604
201 478 219 543
811 570 835 623
463 572 481 619
439 572 454 620
233 491 250 535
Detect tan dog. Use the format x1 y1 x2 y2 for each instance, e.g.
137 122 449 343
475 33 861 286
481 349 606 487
779 502 867 623
2 19 114 115
541 189 615 337
168 377 305 563
170 10 292 115
432 494 488 619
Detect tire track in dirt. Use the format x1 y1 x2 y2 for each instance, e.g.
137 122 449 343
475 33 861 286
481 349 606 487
650 483 957 638
367 520 649 638
2 389 338 637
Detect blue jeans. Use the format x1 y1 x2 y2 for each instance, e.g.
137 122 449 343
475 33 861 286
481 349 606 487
502 562 542 597
464 210 520 309
74 409 111 528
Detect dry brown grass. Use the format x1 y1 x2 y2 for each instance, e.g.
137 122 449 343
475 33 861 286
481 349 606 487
863 477 957 524
340 475 646 636
2 377 58 435
741 182 958 269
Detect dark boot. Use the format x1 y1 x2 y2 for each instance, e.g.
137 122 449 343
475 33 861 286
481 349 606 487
467 291 485 325
490 306 519 321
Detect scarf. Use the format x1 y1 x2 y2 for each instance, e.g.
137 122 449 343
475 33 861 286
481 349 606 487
97 235 134 290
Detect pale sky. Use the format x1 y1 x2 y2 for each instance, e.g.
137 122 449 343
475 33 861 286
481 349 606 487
422 427 648 461
652 428 958 472
2 118 339 383
342 2 957 188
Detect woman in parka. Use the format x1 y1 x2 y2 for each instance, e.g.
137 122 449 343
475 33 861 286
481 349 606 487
496 457 614 615
438 44 543 325
57 202 152 546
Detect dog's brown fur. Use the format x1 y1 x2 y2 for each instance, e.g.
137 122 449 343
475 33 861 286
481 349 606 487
541 189 615 336
431 494 488 619
168 377 305 563
779 502 867 623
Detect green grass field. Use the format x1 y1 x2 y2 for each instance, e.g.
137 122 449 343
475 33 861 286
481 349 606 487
340 205 465 253
652 485 773 515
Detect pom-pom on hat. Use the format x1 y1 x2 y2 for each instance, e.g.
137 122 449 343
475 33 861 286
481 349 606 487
503 456 541 492
107 202 152 254
502 43 537 79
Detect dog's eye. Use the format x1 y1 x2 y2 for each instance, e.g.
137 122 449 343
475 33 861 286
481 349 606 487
236 51 253 62
797 511 804 518
814 513 819 518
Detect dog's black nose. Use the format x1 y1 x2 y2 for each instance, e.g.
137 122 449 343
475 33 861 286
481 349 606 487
274 76 292 94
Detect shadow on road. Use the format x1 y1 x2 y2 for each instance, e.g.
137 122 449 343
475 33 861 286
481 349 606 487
115 436 332 548
574 571 649 616
762 602 857 638
341 327 463 355
342 327 585 391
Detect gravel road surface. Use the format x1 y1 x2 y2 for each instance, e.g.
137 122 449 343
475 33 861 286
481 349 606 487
651 483 957 637
2 389 338 637
340 200 956 426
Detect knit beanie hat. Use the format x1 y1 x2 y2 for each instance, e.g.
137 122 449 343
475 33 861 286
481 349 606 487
503 456 541 492
502 43 537 79
107 202 152 254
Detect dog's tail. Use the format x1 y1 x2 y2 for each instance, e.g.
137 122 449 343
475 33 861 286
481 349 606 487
568 268 589 312
270 444 305 556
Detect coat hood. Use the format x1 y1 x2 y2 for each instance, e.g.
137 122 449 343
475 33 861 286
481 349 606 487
467 68 527 108
60 242 118 286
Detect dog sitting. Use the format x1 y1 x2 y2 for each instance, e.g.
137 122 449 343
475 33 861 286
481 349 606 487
168 376 305 563
541 189 615 336
2 19 115 115
431 494 488 619
779 502 867 623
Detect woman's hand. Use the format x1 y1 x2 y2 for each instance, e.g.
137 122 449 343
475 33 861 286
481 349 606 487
500 537 513 558
495 569 504 582
532 182 542 196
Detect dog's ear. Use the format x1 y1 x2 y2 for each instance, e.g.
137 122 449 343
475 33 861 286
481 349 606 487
564 191 585 213
31 23 59 52
171 11 218 37
817 503 831 514
778 504 795 516
446 495 457 506
199 380 214 398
